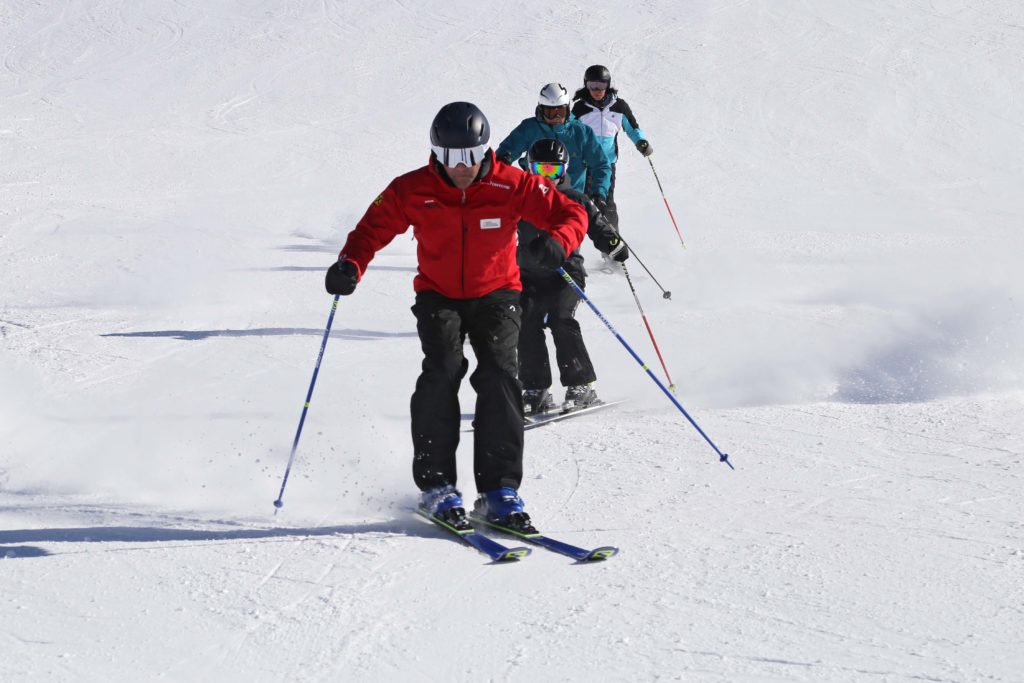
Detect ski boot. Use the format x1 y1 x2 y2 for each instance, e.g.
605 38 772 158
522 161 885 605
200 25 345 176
420 484 469 530
523 388 555 416
562 384 599 412
473 487 537 534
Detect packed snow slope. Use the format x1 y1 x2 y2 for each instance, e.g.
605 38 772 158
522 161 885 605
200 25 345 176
2 1 1023 680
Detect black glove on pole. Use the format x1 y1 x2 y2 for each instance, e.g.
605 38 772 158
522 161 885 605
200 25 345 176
529 235 566 268
607 238 629 263
593 232 629 263
636 139 653 157
325 260 359 295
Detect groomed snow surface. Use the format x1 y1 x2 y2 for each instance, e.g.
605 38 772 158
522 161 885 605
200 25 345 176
2 1 1023 680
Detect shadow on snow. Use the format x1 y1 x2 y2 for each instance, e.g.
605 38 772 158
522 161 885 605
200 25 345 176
0 518 435 559
101 328 417 341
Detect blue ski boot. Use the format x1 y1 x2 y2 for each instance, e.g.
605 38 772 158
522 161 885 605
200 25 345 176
473 487 537 534
420 484 469 530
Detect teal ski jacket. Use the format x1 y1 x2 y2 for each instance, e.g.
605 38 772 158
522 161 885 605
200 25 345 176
495 117 612 199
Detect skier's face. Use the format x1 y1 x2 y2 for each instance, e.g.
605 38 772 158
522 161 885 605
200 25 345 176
446 161 482 189
540 105 567 125
587 82 607 99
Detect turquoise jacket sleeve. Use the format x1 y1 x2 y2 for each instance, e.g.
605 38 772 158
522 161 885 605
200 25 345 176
623 116 645 146
496 120 538 162
579 126 612 199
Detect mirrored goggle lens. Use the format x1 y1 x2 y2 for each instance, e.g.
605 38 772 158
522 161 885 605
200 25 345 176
431 144 488 168
529 161 565 179
586 81 609 90
541 105 567 118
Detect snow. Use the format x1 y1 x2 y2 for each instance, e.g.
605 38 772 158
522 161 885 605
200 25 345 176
2 0 1023 680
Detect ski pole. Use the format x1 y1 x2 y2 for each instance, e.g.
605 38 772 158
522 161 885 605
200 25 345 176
273 294 341 512
620 262 677 393
558 268 732 469
621 239 672 300
647 157 686 248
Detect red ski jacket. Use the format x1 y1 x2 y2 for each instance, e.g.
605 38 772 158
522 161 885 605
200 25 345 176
338 151 587 299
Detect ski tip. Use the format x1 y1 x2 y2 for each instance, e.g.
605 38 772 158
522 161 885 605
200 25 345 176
581 546 619 562
494 547 532 562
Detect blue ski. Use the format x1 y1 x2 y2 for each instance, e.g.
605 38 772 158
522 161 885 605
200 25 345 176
416 508 531 562
469 513 618 562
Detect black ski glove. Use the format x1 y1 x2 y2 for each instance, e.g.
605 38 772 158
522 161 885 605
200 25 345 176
590 195 609 215
593 233 629 263
528 235 566 269
636 139 653 157
325 260 360 296
606 237 629 263
497 152 513 165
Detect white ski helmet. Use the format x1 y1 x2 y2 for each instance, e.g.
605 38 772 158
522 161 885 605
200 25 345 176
536 83 570 122
538 82 571 108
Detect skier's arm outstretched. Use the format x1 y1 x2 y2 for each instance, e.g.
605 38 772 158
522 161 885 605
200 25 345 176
325 180 411 295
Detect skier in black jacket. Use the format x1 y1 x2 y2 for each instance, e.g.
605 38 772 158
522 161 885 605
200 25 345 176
517 138 629 414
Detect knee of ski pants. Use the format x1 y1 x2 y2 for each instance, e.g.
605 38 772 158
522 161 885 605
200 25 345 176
542 286 583 327
412 303 468 382
469 295 522 377
519 295 547 326
546 315 582 333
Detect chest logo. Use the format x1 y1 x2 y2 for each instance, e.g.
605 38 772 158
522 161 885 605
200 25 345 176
480 218 501 229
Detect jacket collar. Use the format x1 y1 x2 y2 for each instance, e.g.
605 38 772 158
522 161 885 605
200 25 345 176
534 117 569 133
584 93 617 110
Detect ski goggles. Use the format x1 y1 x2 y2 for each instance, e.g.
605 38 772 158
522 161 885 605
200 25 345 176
431 144 488 168
540 105 568 119
586 81 609 91
529 161 566 180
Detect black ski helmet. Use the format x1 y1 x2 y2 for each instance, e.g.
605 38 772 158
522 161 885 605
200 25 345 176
429 101 490 148
527 138 569 166
584 64 611 86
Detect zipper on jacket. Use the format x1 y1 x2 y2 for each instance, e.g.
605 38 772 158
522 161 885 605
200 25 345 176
460 190 467 296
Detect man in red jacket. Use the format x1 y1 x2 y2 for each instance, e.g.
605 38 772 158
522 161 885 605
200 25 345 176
325 102 587 533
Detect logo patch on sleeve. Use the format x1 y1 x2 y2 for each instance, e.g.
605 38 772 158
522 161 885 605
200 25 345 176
480 218 501 229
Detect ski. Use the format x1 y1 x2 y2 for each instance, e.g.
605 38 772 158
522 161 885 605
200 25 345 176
469 513 618 562
463 399 626 433
415 507 531 562
524 399 626 431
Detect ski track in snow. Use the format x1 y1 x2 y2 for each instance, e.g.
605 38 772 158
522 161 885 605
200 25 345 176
2 0 1024 680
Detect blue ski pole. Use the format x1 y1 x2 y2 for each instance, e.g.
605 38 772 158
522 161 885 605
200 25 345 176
273 294 341 512
558 268 733 469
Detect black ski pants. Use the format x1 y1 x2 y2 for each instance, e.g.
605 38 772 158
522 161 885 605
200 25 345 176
518 278 597 392
587 163 619 229
410 289 524 493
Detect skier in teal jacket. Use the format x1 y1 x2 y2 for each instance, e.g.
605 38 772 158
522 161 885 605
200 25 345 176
496 83 613 214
